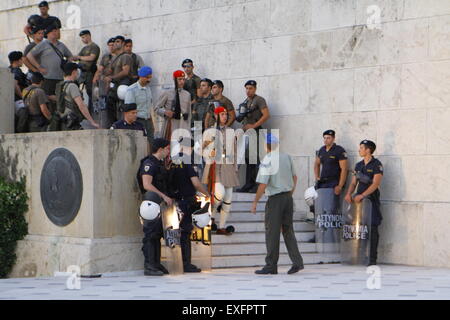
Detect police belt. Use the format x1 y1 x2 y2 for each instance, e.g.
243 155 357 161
268 191 291 198
174 195 196 203
319 176 339 183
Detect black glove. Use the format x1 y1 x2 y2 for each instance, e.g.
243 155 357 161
182 113 189 121
314 180 320 190
173 111 181 120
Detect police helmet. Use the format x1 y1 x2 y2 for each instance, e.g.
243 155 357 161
140 192 162 221
117 85 129 101
192 202 211 229
28 14 44 27
304 186 318 207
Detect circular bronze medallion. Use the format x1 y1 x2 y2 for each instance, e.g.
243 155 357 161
40 148 83 227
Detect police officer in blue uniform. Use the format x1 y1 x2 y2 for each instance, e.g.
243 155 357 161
110 103 147 137
137 138 173 276
171 156 210 272
314 130 348 194
345 140 384 266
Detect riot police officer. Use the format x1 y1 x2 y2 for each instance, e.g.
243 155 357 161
137 138 173 276
314 130 348 194
170 151 210 272
345 140 384 266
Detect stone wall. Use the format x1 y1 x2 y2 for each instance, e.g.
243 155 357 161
0 69 14 134
0 0 449 268
0 130 148 277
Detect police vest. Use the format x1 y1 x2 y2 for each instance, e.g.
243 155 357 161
137 156 170 195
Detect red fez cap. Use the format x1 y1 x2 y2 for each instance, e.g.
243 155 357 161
173 70 185 78
214 106 227 115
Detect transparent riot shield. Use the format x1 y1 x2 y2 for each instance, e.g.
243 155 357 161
161 204 184 275
315 188 342 254
190 197 212 272
190 225 212 272
341 199 372 265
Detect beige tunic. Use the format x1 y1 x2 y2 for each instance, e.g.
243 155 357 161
154 88 191 138
202 126 240 188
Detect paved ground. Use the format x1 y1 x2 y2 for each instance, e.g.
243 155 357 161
1 264 449 300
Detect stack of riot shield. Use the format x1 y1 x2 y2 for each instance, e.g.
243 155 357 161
190 225 212 272
160 200 213 274
190 196 212 272
161 204 184 275
315 189 342 257
340 199 372 265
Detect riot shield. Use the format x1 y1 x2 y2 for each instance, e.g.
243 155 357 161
315 188 342 254
341 199 372 265
190 225 212 272
161 204 184 275
190 198 212 272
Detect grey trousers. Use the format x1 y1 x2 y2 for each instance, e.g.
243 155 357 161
264 192 304 269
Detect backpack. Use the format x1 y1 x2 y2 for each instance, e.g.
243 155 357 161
55 80 76 115
131 53 142 76
23 87 38 111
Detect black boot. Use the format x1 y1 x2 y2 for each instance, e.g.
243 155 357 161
143 239 163 276
238 164 258 193
154 239 169 274
369 226 379 266
181 234 201 273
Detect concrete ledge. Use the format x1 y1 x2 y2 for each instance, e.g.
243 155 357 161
11 235 144 278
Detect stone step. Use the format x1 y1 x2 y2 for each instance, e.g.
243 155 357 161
212 231 314 244
229 201 266 212
224 221 315 233
212 253 341 268
227 211 308 222
232 193 268 202
212 242 317 256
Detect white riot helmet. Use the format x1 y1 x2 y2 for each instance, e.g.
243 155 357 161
140 192 162 221
304 186 318 207
117 85 129 101
192 202 211 229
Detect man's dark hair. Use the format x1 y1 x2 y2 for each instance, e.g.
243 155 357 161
114 35 125 42
8 51 23 63
31 72 45 84
31 25 45 34
151 138 170 154
182 58 193 67
79 30 91 37
212 80 224 89
38 1 49 8
200 78 213 88
124 39 133 45
63 62 79 76
44 23 58 36
360 140 377 154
